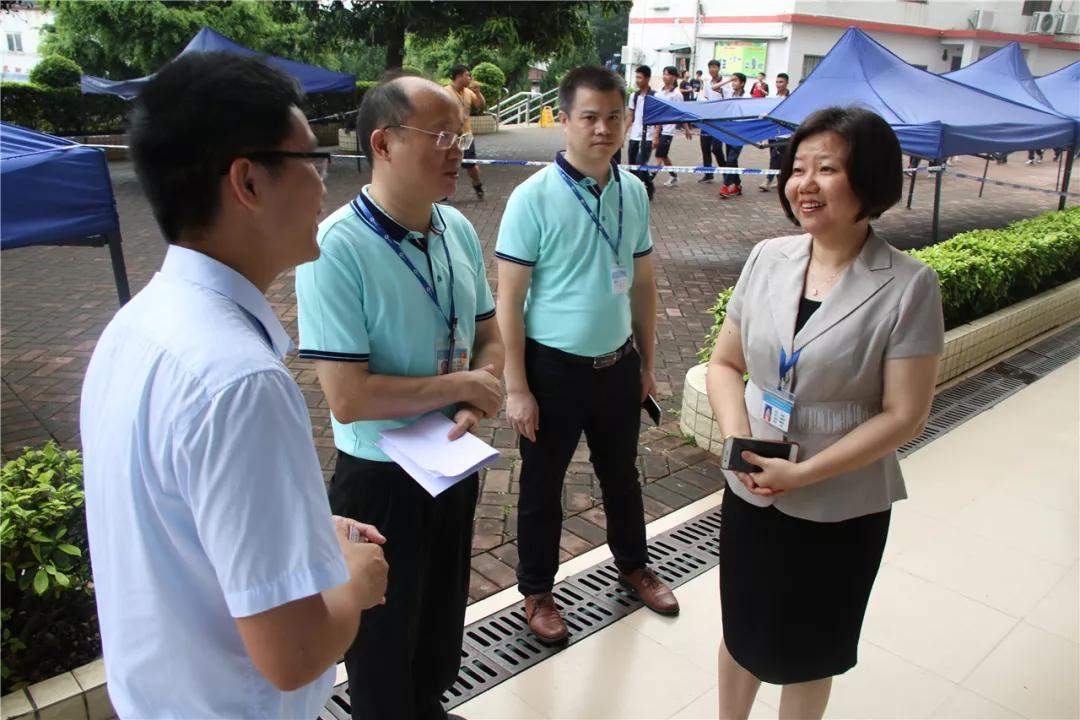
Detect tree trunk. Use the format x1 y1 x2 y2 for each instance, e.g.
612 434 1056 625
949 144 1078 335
384 18 406 69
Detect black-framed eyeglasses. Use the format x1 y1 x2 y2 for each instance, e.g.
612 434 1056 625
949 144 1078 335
233 151 332 180
384 125 474 151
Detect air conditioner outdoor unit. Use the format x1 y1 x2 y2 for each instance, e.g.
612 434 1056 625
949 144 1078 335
1057 13 1080 34
1030 11 1057 34
971 9 994 31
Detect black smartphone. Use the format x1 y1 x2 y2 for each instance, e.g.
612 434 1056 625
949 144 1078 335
642 394 662 426
721 436 799 473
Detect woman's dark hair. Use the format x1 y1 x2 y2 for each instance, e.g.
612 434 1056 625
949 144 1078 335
663 65 678 77
558 66 626 113
777 107 903 225
129 52 303 244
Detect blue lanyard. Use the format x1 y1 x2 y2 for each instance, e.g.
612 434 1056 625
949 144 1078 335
556 166 623 263
350 195 457 346
778 346 801 389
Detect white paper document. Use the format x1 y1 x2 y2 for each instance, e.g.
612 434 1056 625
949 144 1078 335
377 413 500 497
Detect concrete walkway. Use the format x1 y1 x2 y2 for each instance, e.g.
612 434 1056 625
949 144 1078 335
454 358 1080 719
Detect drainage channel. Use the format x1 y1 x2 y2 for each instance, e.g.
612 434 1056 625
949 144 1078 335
321 321 1080 717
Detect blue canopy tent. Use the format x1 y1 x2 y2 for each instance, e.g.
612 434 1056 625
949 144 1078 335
945 43 1078 210
642 96 787 147
0 122 129 304
765 28 1077 239
81 27 356 100
1036 60 1080 120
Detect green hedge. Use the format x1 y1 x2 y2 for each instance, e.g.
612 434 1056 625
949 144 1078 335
698 207 1080 361
0 82 129 136
1 443 98 692
1 79 380 136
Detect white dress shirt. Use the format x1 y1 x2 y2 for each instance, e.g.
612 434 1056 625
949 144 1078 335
81 245 348 719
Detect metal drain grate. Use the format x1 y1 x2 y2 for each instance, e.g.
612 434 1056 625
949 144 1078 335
899 322 1079 457
323 323 1079 715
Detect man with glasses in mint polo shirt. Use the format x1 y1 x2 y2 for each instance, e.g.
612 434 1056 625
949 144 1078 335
496 66 679 646
295 75 505 720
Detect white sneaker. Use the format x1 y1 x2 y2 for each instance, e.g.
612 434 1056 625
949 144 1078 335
1026 159 1034 165
664 175 678 187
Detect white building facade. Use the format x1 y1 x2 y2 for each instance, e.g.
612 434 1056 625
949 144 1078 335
1 4 54 82
623 0 1080 88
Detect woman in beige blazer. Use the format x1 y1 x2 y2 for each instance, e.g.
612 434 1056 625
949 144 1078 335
706 107 944 719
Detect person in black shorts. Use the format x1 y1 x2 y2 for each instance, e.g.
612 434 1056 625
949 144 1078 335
655 66 688 187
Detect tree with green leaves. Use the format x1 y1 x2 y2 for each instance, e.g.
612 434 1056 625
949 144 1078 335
311 1 627 73
38 0 379 80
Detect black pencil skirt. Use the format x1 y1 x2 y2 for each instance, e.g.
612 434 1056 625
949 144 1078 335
719 488 891 685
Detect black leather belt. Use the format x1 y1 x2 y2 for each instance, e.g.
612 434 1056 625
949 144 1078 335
527 337 635 369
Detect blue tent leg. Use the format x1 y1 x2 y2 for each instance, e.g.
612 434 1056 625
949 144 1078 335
1059 147 1074 212
931 162 943 244
107 232 131 305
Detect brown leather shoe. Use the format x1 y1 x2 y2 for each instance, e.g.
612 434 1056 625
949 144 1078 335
524 592 568 644
619 567 680 616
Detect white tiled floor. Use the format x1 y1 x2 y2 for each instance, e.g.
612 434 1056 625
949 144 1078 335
454 359 1079 719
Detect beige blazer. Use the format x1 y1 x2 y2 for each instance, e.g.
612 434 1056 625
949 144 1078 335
723 229 945 522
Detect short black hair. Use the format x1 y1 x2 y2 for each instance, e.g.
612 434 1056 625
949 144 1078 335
695 69 703 75
558 65 626 113
733 72 747 83
450 64 469 80
778 107 903 225
663 65 678 77
707 59 720 69
777 72 790 80
635 65 651 78
129 52 303 244
355 79 415 163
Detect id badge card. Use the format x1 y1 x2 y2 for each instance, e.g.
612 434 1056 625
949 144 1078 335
611 265 630 295
761 387 795 433
436 337 470 375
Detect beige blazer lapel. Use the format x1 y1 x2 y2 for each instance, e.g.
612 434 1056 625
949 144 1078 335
794 230 895 351
766 234 812 354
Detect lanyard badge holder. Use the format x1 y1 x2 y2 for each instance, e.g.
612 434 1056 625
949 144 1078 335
762 346 799 433
556 167 627 294
351 196 467 374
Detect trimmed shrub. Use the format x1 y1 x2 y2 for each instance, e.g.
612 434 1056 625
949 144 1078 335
28 55 82 89
698 207 1080 361
471 62 505 112
1 443 98 692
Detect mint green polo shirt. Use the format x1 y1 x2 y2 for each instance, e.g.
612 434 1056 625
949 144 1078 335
495 152 653 357
295 187 496 461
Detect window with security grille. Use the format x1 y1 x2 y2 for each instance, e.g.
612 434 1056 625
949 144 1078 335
1022 1 1051 15
801 54 824 80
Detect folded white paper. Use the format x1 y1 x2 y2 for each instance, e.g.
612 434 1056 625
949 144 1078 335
377 413 500 497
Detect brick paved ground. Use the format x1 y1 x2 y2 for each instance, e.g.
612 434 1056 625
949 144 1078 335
2 126 1074 601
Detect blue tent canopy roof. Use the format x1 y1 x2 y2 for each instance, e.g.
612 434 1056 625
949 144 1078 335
766 28 1076 157
1036 60 1080 121
82 27 356 100
642 95 788 146
0 122 120 250
943 42 1056 113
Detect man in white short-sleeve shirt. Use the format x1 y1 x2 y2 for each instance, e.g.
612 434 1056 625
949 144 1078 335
80 53 388 719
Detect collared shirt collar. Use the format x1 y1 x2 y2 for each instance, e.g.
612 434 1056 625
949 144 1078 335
159 245 293 359
359 185 446 244
555 151 620 196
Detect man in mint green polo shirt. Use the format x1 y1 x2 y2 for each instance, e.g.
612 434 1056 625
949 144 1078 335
295 75 504 720
495 66 679 645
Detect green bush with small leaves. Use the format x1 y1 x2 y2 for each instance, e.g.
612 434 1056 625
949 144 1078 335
698 207 1080 360
1 443 98 692
28 55 82 89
